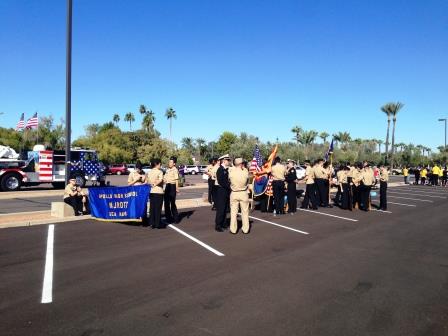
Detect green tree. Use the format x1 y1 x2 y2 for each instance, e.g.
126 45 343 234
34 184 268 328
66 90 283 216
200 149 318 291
291 125 302 144
388 102 404 169
319 131 329 144
113 114 120 126
381 103 392 164
215 131 238 155
165 107 177 142
124 112 135 131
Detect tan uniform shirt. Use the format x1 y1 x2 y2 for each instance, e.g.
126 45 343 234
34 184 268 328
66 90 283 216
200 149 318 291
147 168 164 194
314 165 327 179
127 170 147 186
63 184 77 199
229 167 249 192
380 168 389 182
352 168 362 185
305 166 315 184
271 163 286 181
164 167 179 184
337 170 347 184
361 168 375 186
212 163 220 185
206 164 214 177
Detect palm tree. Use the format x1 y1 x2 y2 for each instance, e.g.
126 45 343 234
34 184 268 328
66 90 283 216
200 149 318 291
113 114 120 126
291 126 302 144
376 139 383 154
165 107 177 142
388 102 404 169
139 105 155 132
196 138 206 163
299 130 318 159
181 137 195 155
381 104 391 164
333 131 351 150
319 131 329 144
416 145 424 156
124 112 135 131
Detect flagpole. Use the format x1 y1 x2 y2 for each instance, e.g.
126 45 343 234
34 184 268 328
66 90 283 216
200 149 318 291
328 152 333 205
65 0 73 185
36 112 39 144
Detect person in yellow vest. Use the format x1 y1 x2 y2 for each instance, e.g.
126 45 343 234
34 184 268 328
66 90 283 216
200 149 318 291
420 167 428 185
271 156 286 216
147 158 164 229
229 158 250 234
164 156 179 224
379 165 389 211
432 165 440 186
438 164 443 185
403 166 409 184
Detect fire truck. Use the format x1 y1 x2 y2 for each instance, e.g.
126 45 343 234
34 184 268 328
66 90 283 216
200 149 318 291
0 145 106 191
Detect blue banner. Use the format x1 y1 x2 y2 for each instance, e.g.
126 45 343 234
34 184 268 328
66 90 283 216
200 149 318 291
88 185 150 221
253 175 268 197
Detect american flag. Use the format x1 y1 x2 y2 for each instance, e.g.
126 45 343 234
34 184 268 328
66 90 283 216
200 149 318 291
26 112 39 129
265 175 274 196
16 113 25 131
249 144 263 173
325 138 334 162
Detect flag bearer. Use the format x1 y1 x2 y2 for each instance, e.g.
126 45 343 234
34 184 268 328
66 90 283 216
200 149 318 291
229 158 250 234
164 156 179 224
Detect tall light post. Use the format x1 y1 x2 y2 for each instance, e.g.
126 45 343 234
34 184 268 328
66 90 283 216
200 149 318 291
438 118 447 151
65 0 73 184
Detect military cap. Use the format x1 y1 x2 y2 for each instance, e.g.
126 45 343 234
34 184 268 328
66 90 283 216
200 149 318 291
218 154 231 160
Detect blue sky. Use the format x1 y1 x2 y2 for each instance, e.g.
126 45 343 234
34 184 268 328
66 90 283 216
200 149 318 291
0 0 447 150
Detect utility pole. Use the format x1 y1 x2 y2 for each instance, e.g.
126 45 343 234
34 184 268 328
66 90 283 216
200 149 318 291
65 0 73 184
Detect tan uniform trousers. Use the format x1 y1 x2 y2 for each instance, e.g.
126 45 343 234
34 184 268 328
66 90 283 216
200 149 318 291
230 190 250 234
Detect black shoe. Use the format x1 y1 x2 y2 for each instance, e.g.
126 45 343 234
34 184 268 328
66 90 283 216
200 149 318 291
312 207 318 210
326 205 333 208
215 227 224 232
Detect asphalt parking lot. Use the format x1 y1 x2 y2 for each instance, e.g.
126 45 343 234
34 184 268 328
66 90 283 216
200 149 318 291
1 184 448 336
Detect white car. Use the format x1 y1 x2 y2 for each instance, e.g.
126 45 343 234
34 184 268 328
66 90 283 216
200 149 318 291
295 165 306 180
142 166 151 174
184 165 200 175
127 163 136 173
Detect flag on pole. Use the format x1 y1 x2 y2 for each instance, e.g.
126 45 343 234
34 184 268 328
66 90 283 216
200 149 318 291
325 138 334 161
249 144 263 173
16 113 25 131
26 112 38 129
252 145 278 196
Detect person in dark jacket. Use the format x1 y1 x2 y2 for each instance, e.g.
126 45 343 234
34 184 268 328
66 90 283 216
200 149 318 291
214 154 231 232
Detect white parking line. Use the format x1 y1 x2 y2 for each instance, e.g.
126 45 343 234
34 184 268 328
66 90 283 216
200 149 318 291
388 195 433 203
248 215 309 235
297 208 358 222
392 188 448 195
168 224 225 256
388 191 446 199
389 202 417 207
41 224 54 304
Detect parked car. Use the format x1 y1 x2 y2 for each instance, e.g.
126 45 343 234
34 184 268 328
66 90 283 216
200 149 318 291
184 165 200 175
199 165 208 173
107 164 129 175
142 166 151 174
392 168 402 175
127 163 136 173
295 165 306 180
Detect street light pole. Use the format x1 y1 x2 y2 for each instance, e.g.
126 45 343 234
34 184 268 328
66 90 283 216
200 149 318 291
65 0 72 184
438 118 447 150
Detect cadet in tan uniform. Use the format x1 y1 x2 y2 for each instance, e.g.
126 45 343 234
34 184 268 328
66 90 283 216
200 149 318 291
127 161 147 186
351 163 363 209
314 159 330 207
340 165 351 210
63 177 86 216
211 159 220 210
229 158 250 234
335 165 345 206
359 163 375 211
164 156 179 224
300 160 318 210
379 165 389 211
206 158 217 204
147 158 164 229
271 156 286 216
